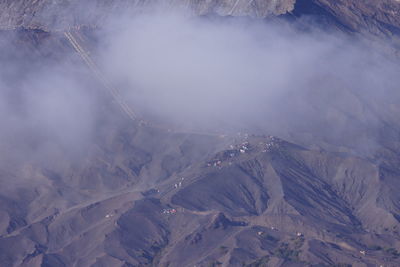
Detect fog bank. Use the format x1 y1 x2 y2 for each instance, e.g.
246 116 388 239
99 12 400 153
1 10 400 163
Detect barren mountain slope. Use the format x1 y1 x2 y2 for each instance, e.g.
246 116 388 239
0 0 295 30
1 0 400 37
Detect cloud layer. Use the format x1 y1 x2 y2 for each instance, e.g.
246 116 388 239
1 10 400 163
99 12 400 153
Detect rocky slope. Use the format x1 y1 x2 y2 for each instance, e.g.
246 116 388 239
1 0 400 38
1 114 400 266
312 0 400 36
0 0 295 30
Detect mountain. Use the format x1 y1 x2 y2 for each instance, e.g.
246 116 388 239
1 0 400 37
1 1 400 266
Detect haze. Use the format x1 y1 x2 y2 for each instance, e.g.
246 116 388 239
1 10 400 163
